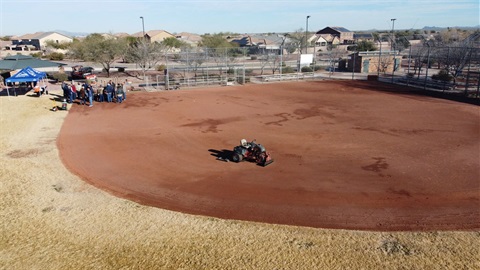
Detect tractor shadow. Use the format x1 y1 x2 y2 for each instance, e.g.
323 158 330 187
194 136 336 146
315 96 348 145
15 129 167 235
208 149 234 162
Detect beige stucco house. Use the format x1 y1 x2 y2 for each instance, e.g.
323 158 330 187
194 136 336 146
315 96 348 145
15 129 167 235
176 32 202 47
315 26 355 44
132 30 176 43
11 32 73 51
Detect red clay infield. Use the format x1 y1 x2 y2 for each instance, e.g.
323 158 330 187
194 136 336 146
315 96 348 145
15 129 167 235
57 80 479 231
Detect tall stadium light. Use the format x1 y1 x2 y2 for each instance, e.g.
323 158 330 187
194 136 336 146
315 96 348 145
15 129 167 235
305 15 311 54
140 16 145 39
391 18 396 83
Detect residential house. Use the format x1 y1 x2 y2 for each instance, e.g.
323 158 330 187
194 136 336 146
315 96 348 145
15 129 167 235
313 35 340 51
114 32 131 39
229 34 285 55
315 26 355 45
175 32 202 47
353 33 374 43
132 30 176 43
10 32 73 51
100 33 117 40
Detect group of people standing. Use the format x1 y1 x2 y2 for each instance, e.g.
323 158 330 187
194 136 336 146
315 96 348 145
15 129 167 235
62 80 127 107
97 80 126 103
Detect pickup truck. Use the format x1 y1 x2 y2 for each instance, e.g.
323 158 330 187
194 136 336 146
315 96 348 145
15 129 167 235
71 65 96 80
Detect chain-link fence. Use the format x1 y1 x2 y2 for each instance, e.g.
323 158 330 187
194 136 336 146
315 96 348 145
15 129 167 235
140 47 319 89
394 44 480 99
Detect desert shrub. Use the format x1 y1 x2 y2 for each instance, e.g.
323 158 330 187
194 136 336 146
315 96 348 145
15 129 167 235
301 66 313 72
51 72 68 82
378 237 412 255
245 69 254 75
250 55 257 60
313 65 322 71
30 52 43 58
282 66 295 74
156 64 166 71
432 69 453 82
47 52 64 61
227 68 235 74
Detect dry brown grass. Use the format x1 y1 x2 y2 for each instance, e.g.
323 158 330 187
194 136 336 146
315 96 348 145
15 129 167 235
0 84 478 269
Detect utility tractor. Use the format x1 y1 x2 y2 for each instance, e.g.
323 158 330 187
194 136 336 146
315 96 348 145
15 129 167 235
231 139 274 166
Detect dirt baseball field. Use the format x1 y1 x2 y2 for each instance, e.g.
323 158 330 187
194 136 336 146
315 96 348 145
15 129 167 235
57 80 479 231
2 79 479 269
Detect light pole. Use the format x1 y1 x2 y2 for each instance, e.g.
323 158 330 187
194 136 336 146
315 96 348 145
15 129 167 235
140 16 146 81
305 15 310 54
424 42 431 90
391 18 396 83
390 18 396 50
401 36 412 85
351 44 357 80
278 34 288 76
377 35 382 77
140 16 145 39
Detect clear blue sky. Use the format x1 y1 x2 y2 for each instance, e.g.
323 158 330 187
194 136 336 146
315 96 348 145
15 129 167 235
0 0 478 36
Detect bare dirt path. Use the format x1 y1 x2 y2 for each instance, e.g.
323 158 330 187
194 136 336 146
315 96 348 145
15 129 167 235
57 80 480 231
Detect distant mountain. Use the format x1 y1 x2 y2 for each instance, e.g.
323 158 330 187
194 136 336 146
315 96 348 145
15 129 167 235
422 25 480 31
53 30 90 38
356 25 479 33
27 25 480 39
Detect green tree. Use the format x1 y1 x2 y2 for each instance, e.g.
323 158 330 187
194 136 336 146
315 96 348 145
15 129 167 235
115 36 135 63
68 38 87 61
199 33 234 48
285 29 304 53
127 39 166 79
45 40 71 50
355 40 377 51
67 34 123 77
81 34 123 77
161 37 189 50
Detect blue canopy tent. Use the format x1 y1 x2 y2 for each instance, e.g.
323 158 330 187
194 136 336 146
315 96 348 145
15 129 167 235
5 66 47 97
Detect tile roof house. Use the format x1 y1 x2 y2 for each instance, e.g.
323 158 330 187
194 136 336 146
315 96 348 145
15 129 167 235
229 35 265 47
132 30 176 43
316 26 354 44
114 32 131 38
175 32 202 47
229 34 285 54
353 33 375 42
11 32 73 51
313 35 340 50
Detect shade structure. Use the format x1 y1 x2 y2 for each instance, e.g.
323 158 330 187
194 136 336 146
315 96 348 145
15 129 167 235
0 55 64 70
